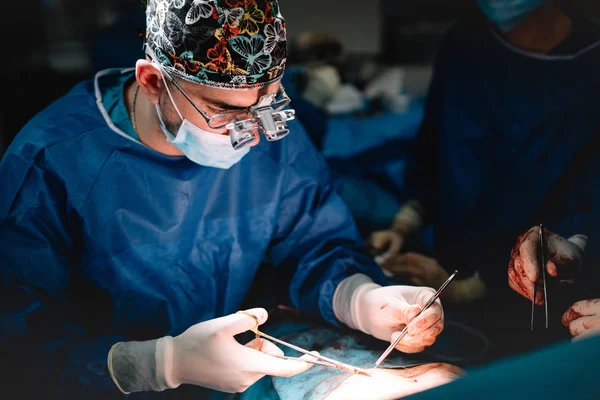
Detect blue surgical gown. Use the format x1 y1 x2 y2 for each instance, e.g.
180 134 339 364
0 68 386 399
406 18 600 290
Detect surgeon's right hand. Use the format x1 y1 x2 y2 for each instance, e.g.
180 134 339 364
108 308 314 394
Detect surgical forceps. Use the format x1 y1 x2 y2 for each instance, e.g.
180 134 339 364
237 311 372 377
531 223 549 330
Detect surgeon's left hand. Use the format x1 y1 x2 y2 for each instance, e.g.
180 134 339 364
333 274 444 353
562 299 600 342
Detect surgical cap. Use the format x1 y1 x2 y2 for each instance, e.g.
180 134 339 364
145 0 287 89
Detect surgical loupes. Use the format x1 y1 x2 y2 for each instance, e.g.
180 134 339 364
227 91 295 150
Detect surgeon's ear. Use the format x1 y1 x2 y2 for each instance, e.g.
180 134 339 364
135 59 163 105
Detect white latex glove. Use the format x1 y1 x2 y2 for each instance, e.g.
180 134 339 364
562 299 600 342
368 230 406 258
508 227 587 305
108 308 314 394
333 274 444 353
382 253 487 305
367 201 424 259
383 253 449 288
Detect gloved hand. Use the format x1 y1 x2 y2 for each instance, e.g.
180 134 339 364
382 253 449 288
562 299 600 342
508 227 587 305
367 201 424 258
108 308 314 394
381 253 487 305
368 229 406 258
333 274 444 353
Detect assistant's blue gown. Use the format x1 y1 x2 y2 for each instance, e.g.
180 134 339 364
407 18 600 290
0 68 385 399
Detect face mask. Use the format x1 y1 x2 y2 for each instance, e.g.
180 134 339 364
477 0 548 32
153 64 251 169
156 105 250 169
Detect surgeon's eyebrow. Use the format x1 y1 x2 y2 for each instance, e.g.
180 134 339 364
202 98 250 111
172 76 251 111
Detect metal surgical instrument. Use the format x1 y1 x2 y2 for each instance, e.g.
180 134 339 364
237 311 372 377
374 270 459 368
531 223 549 330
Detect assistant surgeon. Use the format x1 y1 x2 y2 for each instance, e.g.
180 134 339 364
367 0 600 353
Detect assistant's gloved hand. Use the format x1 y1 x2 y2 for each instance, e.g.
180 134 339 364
108 308 314 394
382 253 449 288
508 227 587 305
368 229 406 258
562 299 600 343
381 253 487 305
367 201 425 259
333 274 444 353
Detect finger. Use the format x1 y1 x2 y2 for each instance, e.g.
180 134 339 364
546 255 578 280
407 303 443 336
562 305 583 327
394 343 426 354
546 260 558 278
369 233 391 250
240 346 314 377
391 330 432 352
219 308 268 336
518 229 540 284
393 302 422 325
386 235 403 256
572 327 600 343
508 264 535 301
569 316 600 337
509 255 538 303
245 338 284 357
299 351 321 363
401 318 443 346
571 299 600 317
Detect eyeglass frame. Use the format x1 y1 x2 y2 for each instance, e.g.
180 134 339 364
163 72 291 130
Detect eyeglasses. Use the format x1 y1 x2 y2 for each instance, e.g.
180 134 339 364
164 74 291 129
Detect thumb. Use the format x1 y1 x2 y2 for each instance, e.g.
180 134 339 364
386 235 404 256
217 308 268 336
390 298 421 324
370 232 390 249
404 303 422 323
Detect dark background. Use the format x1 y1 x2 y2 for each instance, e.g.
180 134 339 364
1 0 598 155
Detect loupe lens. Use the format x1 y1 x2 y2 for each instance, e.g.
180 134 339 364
265 128 290 141
230 129 255 150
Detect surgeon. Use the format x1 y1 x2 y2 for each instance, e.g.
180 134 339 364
367 0 600 356
0 1 445 399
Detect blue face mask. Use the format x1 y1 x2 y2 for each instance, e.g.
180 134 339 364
477 0 548 32
156 104 250 169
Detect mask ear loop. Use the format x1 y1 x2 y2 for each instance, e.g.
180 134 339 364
145 48 184 123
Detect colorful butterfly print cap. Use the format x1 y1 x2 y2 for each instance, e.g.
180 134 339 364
144 0 287 89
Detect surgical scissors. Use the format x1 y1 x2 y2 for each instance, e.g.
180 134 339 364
531 223 549 330
237 311 372 377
